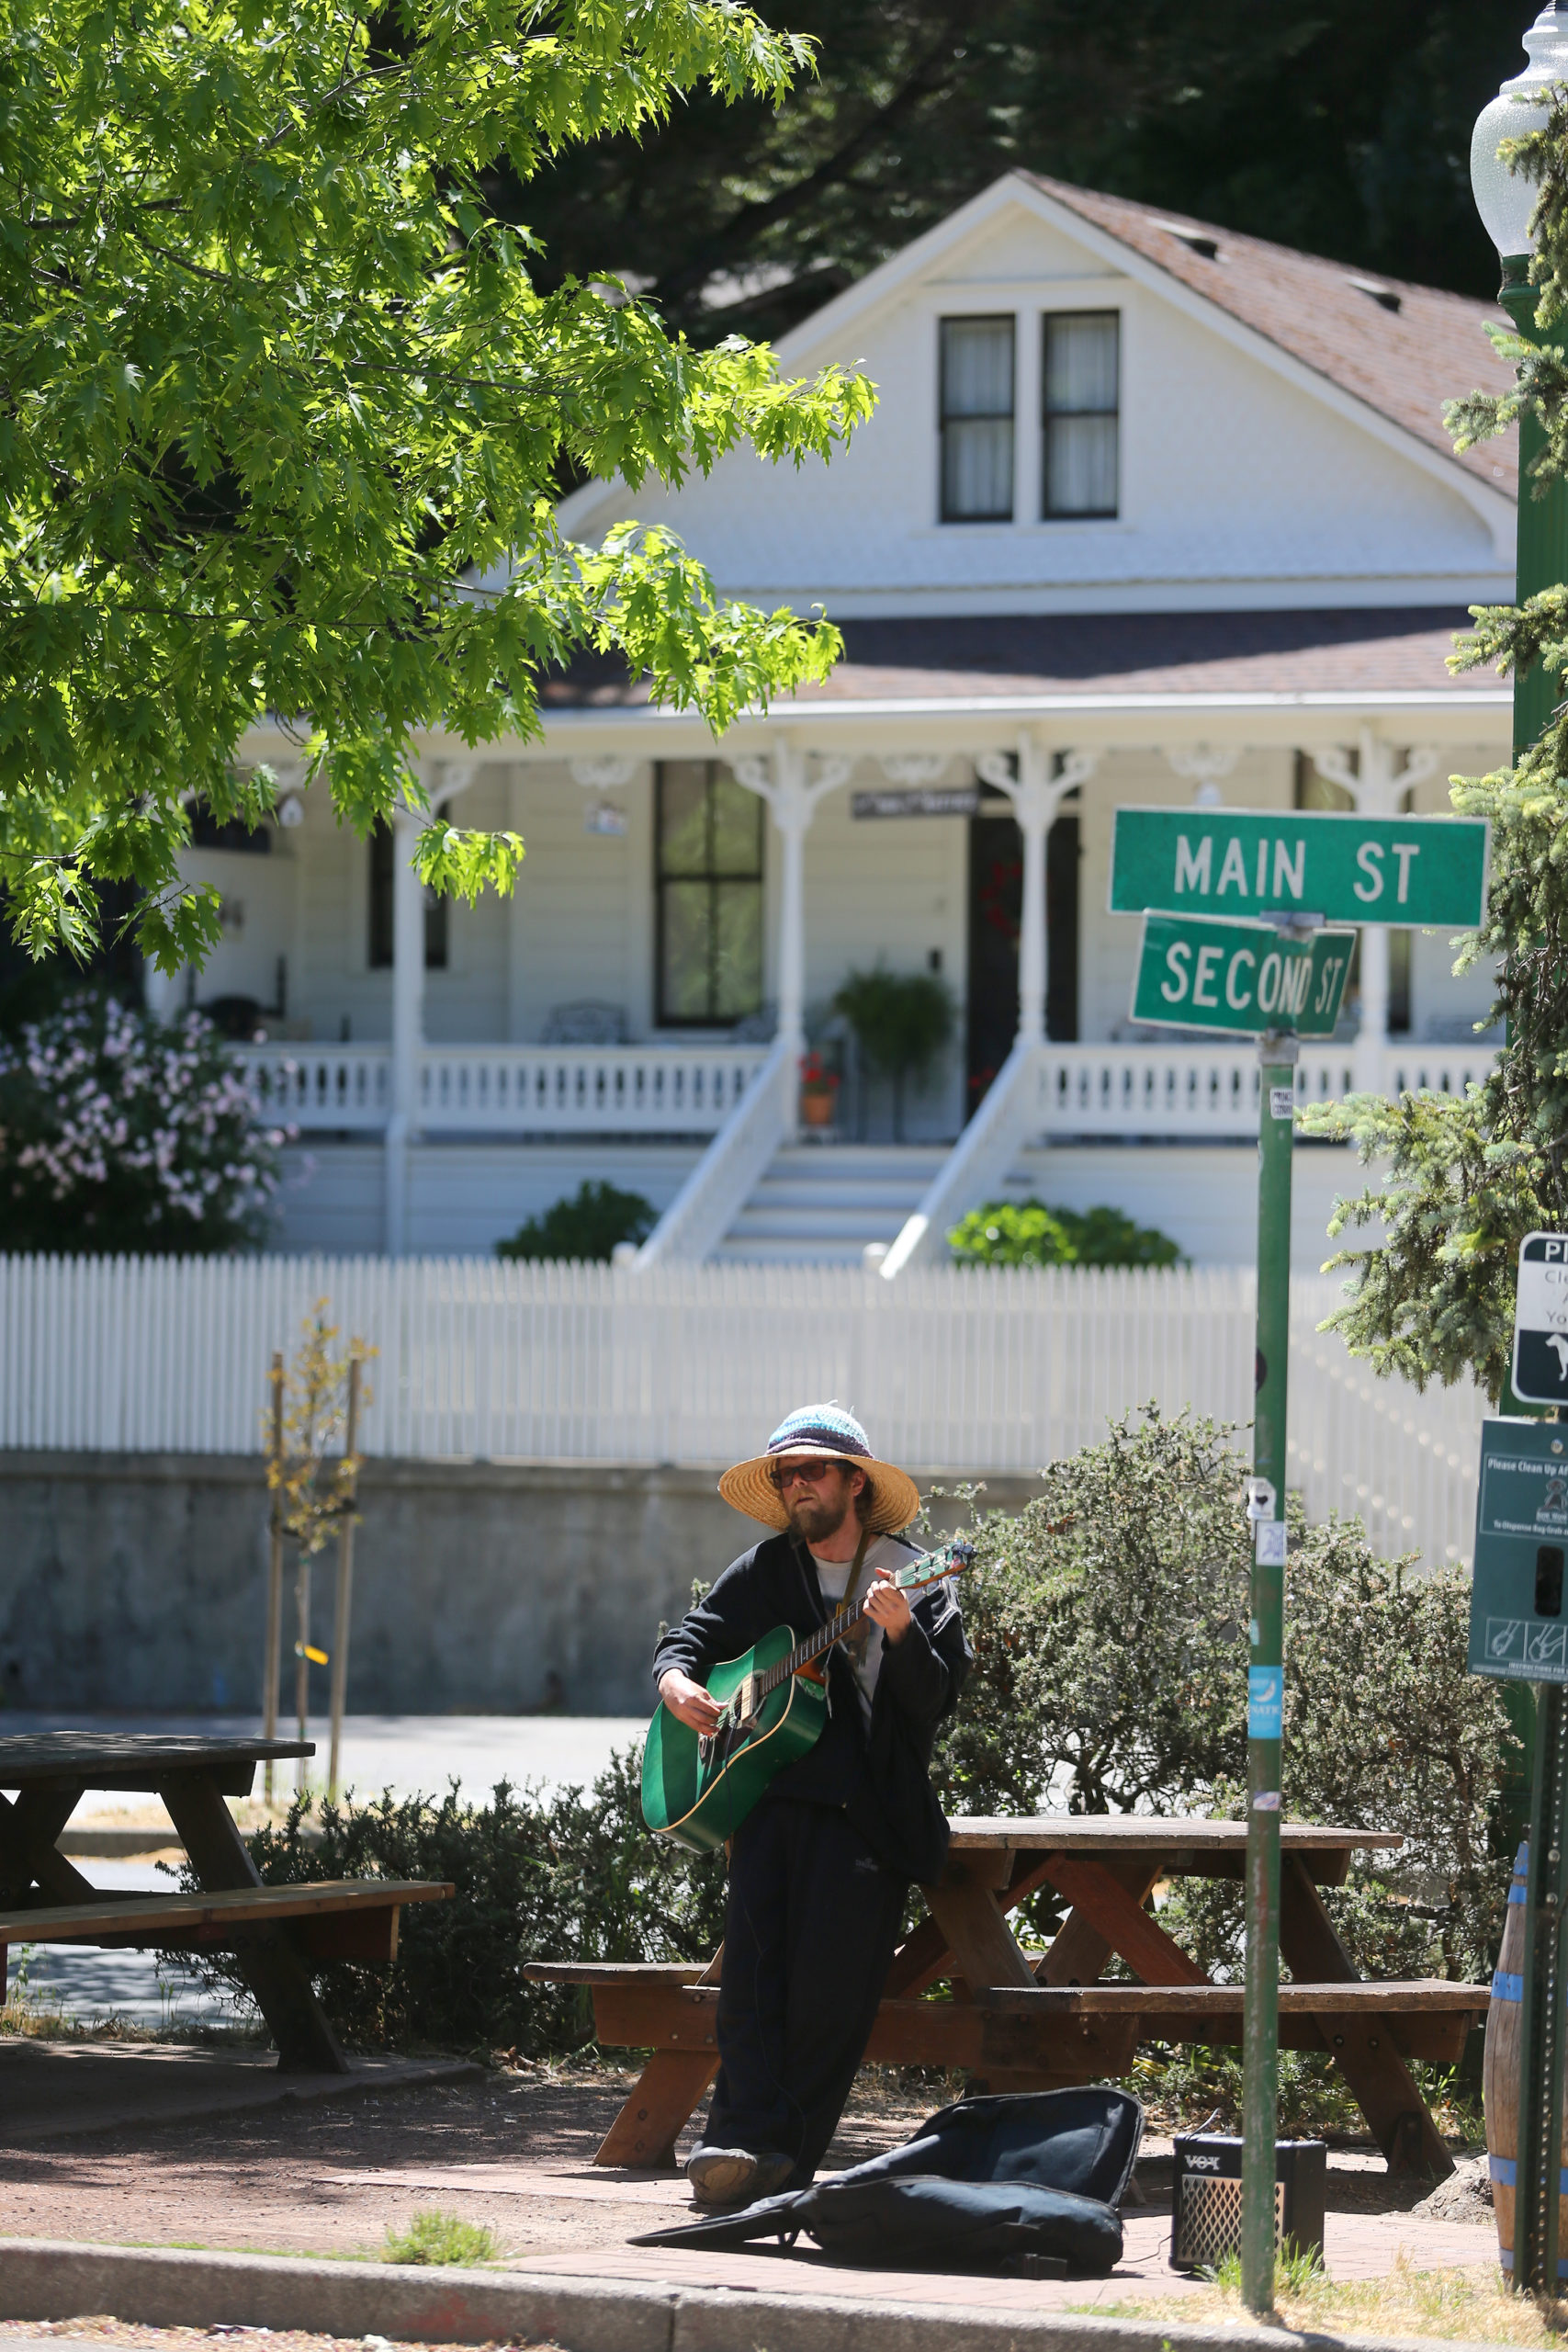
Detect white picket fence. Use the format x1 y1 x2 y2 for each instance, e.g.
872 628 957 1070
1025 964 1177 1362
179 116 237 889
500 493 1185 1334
0 1254 1487 1569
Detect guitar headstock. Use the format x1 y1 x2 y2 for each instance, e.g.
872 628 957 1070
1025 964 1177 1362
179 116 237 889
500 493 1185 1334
897 1536 977 1591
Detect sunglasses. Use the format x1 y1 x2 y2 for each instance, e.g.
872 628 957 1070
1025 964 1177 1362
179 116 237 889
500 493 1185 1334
768 1458 849 1492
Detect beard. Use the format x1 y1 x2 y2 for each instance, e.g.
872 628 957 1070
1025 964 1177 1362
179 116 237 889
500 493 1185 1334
786 1484 853 1544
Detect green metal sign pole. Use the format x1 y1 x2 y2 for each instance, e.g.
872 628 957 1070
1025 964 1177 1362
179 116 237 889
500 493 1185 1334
1241 1030 1295 2316
1502 247 1568 2294
1516 1677 1568 2294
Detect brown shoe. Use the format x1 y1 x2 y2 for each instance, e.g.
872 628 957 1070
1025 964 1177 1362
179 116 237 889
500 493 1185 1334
684 2145 795 2209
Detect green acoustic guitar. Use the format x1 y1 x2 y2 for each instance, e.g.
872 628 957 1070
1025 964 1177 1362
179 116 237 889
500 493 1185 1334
640 1538 976 1854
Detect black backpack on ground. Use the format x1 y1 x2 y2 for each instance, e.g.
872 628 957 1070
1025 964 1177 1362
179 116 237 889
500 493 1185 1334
632 2086 1143 2278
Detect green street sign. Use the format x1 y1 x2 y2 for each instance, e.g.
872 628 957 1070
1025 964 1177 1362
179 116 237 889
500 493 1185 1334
1109 806 1489 928
1131 912 1355 1037
1469 1417 1568 1684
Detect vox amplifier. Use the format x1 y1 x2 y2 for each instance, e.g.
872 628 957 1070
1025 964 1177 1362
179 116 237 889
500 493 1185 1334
1170 2134 1326 2271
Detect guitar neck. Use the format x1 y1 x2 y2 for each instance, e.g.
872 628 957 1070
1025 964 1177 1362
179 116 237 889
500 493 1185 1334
755 1603 861 1699
755 1548 955 1699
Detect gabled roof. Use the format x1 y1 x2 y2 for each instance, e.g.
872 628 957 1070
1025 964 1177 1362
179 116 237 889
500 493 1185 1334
1024 175 1517 500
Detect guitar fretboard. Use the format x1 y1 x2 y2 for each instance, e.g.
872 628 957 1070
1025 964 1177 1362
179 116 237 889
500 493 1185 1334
753 1590 873 1700
750 1544 963 1702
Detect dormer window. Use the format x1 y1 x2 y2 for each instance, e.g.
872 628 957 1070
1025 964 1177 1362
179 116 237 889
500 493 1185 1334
1042 311 1120 519
939 315 1014 522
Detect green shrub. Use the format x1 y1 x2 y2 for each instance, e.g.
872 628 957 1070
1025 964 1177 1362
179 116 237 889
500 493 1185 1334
495 1179 655 1262
948 1199 1183 1269
177 1753 725 2055
932 1408 1512 1985
832 964 953 1140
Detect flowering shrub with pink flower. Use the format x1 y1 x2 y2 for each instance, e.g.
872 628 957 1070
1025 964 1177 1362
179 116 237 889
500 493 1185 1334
0 992 287 1252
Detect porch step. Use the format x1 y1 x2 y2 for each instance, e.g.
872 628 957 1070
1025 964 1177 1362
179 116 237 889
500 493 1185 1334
716 1145 946 1265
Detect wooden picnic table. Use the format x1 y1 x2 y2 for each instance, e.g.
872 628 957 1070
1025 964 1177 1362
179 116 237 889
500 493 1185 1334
526 1815 1488 2183
0 1733 451 2075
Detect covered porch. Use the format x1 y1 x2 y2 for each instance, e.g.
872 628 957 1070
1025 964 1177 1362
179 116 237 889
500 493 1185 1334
190 607 1508 1262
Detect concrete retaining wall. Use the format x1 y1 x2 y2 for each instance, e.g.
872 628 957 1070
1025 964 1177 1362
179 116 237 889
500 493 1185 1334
0 1453 1038 1716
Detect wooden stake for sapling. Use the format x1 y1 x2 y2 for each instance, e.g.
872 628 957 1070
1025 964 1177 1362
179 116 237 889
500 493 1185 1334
328 1356 361 1802
264 1351 285 1807
294 1548 312 1798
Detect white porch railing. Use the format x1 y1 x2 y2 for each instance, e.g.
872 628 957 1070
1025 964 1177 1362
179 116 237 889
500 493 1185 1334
0 1255 1487 1572
877 1037 1498 1275
236 1041 769 1136
237 1037 1498 1147
1032 1041 1496 1142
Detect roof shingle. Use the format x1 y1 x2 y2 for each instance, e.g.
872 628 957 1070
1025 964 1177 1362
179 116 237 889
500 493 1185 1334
540 608 1499 708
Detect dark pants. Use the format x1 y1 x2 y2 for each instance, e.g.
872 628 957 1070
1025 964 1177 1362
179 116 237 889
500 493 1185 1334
704 1797 906 2185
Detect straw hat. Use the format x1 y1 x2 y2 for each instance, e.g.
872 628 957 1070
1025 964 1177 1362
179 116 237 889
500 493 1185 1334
718 1402 922 1537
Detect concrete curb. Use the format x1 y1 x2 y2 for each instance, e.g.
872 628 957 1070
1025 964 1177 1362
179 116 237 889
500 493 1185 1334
0 2239 1516 2352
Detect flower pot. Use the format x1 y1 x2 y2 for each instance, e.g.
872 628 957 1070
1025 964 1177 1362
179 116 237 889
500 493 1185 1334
800 1091 835 1129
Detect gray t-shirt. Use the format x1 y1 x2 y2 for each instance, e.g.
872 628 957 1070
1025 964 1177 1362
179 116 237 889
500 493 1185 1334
812 1535 921 1724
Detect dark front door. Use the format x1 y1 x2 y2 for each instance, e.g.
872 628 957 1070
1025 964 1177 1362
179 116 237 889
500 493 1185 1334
964 810 1079 1112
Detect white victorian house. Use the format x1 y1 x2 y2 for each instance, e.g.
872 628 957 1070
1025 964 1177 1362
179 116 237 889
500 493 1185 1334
168 171 1516 1268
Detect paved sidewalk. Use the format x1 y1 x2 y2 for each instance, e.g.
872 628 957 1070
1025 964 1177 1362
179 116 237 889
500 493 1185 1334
305 2154 1499 2317
0 2065 1500 2314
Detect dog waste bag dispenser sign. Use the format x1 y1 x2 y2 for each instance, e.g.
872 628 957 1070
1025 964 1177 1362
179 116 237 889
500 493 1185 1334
1130 913 1353 1038
1513 1233 1568 1408
1108 807 1489 928
1469 1417 1568 1682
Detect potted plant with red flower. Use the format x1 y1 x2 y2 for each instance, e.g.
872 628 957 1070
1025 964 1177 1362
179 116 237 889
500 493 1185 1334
798 1049 839 1131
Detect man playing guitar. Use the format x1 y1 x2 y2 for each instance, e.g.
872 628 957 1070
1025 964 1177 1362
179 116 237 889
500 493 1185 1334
653 1402 971 2210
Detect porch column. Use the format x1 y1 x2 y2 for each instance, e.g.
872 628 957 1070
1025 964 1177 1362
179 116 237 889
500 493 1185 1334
976 736 1097 1046
1314 729 1436 1096
384 804 423 1256
733 746 853 1091
384 762 475 1256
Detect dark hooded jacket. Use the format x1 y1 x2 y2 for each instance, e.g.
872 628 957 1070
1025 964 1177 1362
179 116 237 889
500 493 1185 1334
651 1528 971 1886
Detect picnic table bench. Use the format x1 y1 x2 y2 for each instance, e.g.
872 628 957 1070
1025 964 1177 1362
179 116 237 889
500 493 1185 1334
526 1815 1487 2183
0 1733 452 2074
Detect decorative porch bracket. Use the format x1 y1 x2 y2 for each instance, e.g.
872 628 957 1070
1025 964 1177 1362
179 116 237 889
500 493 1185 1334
732 744 854 1074
976 740 1098 1046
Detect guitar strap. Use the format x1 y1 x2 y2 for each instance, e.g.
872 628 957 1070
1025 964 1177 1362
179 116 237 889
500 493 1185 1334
835 1522 880 1671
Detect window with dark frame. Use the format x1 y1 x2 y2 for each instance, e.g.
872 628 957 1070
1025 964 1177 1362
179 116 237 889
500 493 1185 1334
368 823 448 970
655 762 764 1026
940 315 1015 522
1042 311 1120 519
188 811 272 854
